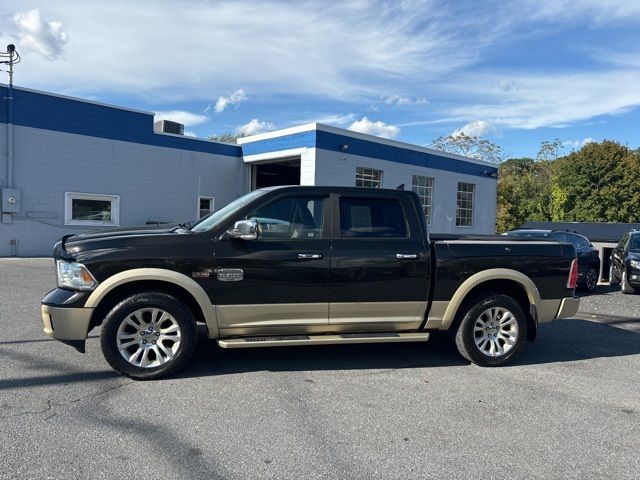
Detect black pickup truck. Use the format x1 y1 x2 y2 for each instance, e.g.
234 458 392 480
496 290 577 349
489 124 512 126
41 186 579 379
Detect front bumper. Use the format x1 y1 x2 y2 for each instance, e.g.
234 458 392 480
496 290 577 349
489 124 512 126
555 296 580 319
41 304 94 341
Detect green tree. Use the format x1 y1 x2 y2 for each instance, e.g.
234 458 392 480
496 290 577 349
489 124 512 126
551 140 640 222
496 158 552 232
430 133 503 163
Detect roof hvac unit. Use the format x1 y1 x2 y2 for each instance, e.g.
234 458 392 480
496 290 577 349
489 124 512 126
154 120 185 135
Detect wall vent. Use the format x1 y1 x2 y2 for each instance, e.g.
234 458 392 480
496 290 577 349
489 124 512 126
154 120 184 135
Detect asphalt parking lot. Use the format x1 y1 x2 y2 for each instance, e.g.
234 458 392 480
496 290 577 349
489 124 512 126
1 258 639 480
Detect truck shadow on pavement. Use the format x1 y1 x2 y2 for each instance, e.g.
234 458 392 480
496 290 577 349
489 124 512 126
178 317 640 379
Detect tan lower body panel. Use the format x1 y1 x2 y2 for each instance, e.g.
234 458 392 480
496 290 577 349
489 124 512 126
218 332 429 348
215 303 328 329
329 301 426 327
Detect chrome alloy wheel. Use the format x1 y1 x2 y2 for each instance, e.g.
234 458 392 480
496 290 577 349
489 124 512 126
116 308 182 368
473 307 519 357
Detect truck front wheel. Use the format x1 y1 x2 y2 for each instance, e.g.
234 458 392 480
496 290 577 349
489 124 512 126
454 293 526 367
100 292 198 380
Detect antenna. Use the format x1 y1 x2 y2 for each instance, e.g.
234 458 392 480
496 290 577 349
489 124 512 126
0 44 21 86
1 44 21 189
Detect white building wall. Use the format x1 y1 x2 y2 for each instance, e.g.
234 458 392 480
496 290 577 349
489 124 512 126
0 125 246 256
312 148 497 235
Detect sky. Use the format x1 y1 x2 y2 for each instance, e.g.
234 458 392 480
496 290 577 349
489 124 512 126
1 0 639 158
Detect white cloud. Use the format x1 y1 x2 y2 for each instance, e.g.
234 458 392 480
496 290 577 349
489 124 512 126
445 71 640 129
184 131 197 137
348 117 400 139
238 118 275 136
154 110 209 126
293 113 356 127
382 95 428 107
452 120 497 137
562 137 596 149
13 9 68 60
214 89 248 113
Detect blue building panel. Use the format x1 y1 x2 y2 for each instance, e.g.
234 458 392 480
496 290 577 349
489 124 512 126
0 86 242 157
242 128 498 178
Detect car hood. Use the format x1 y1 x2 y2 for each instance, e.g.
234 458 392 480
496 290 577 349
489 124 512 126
628 251 640 261
55 225 192 261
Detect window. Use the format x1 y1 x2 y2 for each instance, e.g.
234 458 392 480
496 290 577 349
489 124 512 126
339 197 407 238
248 196 325 239
198 196 214 219
64 192 120 226
412 175 434 225
356 167 383 188
455 183 474 227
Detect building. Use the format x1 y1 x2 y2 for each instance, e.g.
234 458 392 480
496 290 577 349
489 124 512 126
518 221 640 282
0 85 498 256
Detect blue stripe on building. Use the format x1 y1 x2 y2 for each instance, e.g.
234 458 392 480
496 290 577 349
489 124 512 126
242 129 498 178
0 86 242 157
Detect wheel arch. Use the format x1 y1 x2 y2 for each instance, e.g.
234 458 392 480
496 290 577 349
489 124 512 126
442 269 542 341
85 269 218 338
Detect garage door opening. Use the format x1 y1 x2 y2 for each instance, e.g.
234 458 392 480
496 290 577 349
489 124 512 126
251 160 301 189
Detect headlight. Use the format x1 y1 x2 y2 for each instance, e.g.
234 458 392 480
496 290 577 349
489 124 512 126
56 260 98 290
630 259 640 270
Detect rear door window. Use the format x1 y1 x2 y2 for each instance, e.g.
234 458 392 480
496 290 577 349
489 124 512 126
339 197 407 238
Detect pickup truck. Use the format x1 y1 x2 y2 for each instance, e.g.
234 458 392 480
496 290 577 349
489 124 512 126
41 186 580 380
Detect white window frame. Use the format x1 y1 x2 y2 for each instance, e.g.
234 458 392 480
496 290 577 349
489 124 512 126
412 175 434 226
355 167 383 188
64 192 120 227
197 196 215 219
455 182 475 228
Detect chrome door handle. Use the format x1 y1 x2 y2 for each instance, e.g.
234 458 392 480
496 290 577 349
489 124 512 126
396 253 418 259
298 253 323 260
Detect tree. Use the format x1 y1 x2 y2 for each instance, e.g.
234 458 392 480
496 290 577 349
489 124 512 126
430 133 503 163
209 132 245 144
536 138 564 161
551 140 640 222
496 158 553 232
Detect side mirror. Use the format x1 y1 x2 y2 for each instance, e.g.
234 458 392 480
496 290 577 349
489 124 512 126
226 219 258 240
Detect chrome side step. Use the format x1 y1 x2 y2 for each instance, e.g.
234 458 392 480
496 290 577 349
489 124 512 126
217 332 429 349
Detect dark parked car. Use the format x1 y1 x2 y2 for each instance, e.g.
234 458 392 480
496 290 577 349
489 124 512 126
42 186 579 379
505 229 600 292
609 230 640 294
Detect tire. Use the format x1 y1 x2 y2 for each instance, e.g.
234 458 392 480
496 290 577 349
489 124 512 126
609 264 620 286
581 267 598 292
454 293 526 367
100 292 198 380
621 270 636 294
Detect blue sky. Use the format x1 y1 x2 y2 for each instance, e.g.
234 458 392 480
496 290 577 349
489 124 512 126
1 0 639 158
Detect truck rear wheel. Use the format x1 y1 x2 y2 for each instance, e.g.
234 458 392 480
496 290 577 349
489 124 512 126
454 293 526 367
100 292 198 380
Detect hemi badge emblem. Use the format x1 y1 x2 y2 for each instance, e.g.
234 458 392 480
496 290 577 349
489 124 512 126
192 268 213 279
216 268 244 282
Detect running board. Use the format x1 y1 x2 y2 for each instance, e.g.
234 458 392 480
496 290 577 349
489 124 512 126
217 332 429 349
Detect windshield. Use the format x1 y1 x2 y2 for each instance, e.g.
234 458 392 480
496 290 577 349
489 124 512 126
505 230 552 239
190 190 267 233
630 235 640 251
